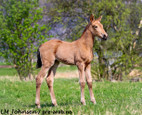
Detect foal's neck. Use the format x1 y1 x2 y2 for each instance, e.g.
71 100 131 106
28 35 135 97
80 27 94 49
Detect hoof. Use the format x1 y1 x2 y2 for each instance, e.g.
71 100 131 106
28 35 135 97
91 99 96 105
52 103 57 106
35 103 41 108
81 101 86 105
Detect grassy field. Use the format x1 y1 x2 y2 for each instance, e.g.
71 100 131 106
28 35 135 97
0 65 142 114
0 77 142 114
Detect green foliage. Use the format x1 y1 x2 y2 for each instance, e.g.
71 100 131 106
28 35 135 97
0 0 49 80
0 0 141 80
0 78 142 114
47 0 142 80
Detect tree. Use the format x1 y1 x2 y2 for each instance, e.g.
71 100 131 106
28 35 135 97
45 0 142 80
0 0 49 80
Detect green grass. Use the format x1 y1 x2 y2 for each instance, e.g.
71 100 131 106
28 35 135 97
0 64 142 114
0 68 18 76
56 65 77 72
0 78 142 114
0 62 13 65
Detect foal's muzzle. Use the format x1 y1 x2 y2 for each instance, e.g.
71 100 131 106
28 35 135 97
102 34 107 41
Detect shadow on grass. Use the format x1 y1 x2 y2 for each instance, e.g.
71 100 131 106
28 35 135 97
28 103 53 108
27 101 80 108
58 101 80 107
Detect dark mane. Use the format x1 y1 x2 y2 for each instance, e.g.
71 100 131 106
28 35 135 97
81 22 91 37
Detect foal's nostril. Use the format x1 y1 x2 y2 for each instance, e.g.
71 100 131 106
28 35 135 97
103 34 106 38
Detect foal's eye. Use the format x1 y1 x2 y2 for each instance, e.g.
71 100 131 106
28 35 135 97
93 26 98 29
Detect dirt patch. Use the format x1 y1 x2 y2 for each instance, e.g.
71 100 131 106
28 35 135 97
55 70 78 78
0 65 16 68
0 70 78 82
129 69 142 77
0 76 20 81
128 69 142 82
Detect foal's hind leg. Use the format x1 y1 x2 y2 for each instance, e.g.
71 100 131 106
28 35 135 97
85 64 96 104
35 63 53 108
46 60 59 106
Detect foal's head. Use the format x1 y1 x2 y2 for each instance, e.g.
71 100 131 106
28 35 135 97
89 14 108 40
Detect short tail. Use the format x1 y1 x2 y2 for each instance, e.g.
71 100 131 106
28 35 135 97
36 48 42 68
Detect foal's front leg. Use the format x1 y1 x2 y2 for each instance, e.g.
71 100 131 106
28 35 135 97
77 63 86 105
85 64 96 104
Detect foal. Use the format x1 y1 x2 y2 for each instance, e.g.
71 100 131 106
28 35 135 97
35 14 108 108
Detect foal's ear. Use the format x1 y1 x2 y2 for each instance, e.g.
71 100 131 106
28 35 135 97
96 16 102 22
90 14 94 22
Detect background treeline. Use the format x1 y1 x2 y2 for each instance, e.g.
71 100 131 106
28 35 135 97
0 0 142 80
